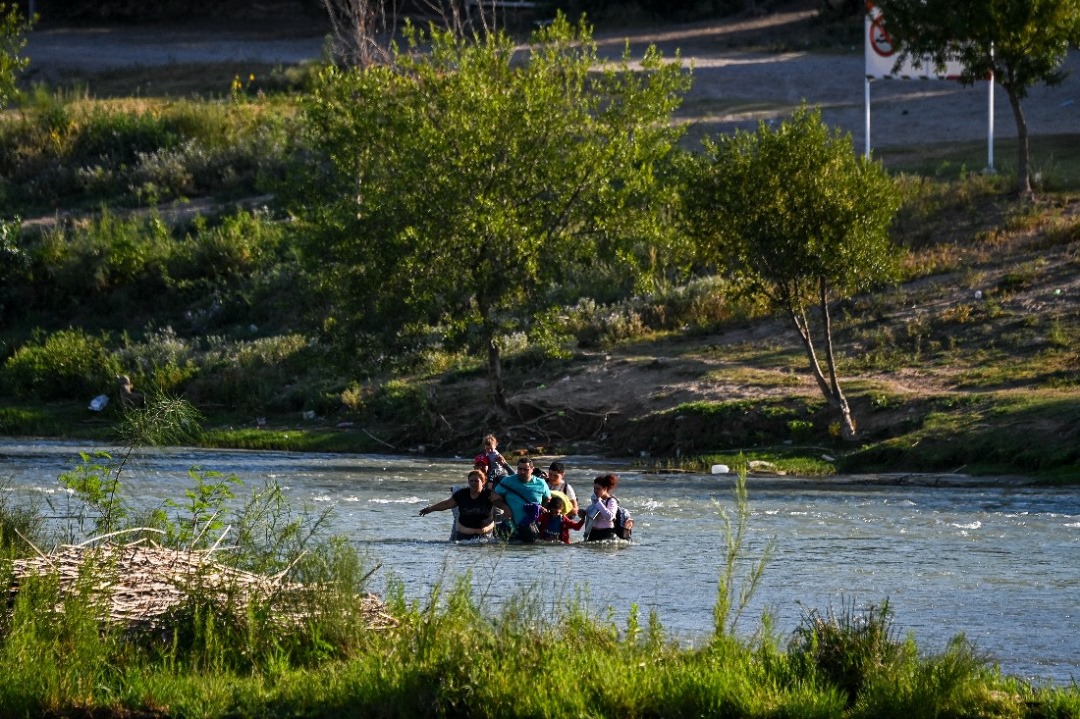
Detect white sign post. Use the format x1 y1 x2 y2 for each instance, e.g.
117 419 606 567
863 2 993 170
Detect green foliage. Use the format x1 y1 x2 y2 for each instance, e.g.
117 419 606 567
0 2 29 108
0 91 290 215
0 445 1063 716
57 451 129 537
565 275 744 347
852 636 1007 719
787 418 816 440
878 0 1080 196
0 570 117 715
790 599 911 707
0 478 45 552
685 106 902 439
119 393 204 447
0 220 29 332
1 327 121 400
3 205 304 368
688 105 902 309
713 467 774 638
287 15 691 406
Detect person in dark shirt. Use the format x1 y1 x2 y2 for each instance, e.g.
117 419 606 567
419 469 496 539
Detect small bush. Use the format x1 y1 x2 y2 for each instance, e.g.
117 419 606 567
0 92 289 215
852 636 1004 719
789 599 910 707
1 328 121 400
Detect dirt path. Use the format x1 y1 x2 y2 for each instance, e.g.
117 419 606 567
23 9 1080 152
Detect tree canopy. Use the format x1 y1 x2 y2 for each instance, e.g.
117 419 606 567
0 3 30 110
878 0 1080 198
684 107 901 440
285 16 691 409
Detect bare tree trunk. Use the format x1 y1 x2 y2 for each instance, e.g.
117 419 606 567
1004 79 1034 200
321 0 502 68
487 334 507 411
785 294 858 441
818 279 856 440
788 303 832 399
321 0 397 68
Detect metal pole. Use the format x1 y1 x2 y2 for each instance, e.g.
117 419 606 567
865 77 872 160
987 75 994 171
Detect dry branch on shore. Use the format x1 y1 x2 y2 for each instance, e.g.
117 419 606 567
8 530 397 631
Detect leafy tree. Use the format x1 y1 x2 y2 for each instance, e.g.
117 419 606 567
286 16 690 409
0 2 30 108
684 107 901 440
878 0 1080 199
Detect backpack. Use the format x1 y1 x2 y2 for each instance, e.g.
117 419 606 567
499 477 543 543
613 503 632 541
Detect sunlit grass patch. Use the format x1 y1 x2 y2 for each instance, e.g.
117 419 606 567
701 365 808 388
953 347 1080 389
880 134 1080 192
26 61 319 100
660 451 837 477
844 390 1080 478
199 427 382 453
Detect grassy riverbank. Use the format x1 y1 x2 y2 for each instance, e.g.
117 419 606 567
2 7 1078 481
4 582 1079 719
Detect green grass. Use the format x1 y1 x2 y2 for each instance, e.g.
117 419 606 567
200 427 384 453
878 134 1080 192
1 563 1074 718
0 403 117 441
3 456 1079 717
645 451 837 478
3 32 1080 481
843 391 1080 478
31 61 318 100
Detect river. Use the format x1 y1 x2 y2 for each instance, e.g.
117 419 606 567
1 440 1076 685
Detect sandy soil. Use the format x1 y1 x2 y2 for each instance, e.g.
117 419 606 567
23 7 1080 153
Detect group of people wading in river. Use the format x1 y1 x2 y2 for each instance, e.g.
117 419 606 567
417 434 633 543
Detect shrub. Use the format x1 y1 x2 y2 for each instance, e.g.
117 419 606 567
0 217 29 326
1 328 121 400
117 325 200 394
0 92 289 215
852 636 1005 719
24 209 175 319
789 599 911 707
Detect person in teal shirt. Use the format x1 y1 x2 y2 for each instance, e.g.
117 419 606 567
492 456 550 528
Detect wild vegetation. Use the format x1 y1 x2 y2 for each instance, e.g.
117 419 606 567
1 5 1077 717
2 437 1078 717
1 2 1078 482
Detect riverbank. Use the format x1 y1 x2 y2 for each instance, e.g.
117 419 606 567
2 4 1078 482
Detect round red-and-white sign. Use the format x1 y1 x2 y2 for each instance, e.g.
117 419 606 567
869 14 895 57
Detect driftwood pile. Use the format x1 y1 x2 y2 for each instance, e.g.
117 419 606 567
9 530 398 631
